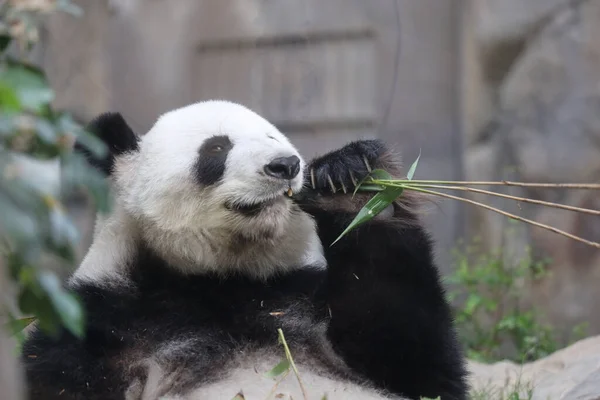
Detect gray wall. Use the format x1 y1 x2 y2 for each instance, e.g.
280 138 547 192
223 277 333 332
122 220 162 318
41 0 600 335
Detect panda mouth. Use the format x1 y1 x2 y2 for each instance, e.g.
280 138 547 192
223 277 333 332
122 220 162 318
225 190 293 216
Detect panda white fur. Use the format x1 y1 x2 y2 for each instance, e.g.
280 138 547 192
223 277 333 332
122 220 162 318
21 100 469 400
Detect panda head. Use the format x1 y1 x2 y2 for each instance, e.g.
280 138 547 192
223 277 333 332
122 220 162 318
77 100 323 280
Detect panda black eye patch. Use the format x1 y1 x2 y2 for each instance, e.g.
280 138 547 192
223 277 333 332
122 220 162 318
194 135 233 186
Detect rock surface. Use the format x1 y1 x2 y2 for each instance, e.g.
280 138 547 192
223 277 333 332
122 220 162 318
465 0 600 336
475 0 570 43
468 335 600 400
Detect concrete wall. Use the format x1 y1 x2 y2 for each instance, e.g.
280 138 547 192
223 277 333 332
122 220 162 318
40 0 600 336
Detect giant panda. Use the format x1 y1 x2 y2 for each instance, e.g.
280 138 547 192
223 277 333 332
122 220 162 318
21 100 469 400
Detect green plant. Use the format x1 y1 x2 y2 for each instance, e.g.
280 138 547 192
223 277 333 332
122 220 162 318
261 328 309 400
1 1 109 344
469 376 534 400
446 239 588 363
333 151 600 249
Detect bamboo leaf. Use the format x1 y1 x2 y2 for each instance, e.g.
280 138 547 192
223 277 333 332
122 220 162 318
61 153 111 212
0 65 54 112
353 169 391 196
37 271 85 338
352 173 373 197
407 150 421 180
0 81 21 111
0 35 11 53
263 358 291 378
47 201 79 249
356 184 385 192
35 119 58 145
333 152 423 245
5 316 36 337
0 191 39 243
57 113 107 159
331 184 405 246
17 285 61 338
57 0 84 16
367 169 393 180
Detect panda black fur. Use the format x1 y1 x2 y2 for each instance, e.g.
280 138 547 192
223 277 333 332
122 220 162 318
21 100 469 400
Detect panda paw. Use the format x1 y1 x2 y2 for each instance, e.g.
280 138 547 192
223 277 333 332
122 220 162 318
306 139 389 195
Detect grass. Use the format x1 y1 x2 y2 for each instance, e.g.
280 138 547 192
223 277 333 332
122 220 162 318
446 238 588 364
469 377 535 400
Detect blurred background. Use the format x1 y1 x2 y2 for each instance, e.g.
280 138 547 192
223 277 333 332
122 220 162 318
25 0 600 345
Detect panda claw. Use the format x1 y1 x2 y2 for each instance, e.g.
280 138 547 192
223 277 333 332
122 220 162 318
349 171 358 187
310 168 316 189
326 175 336 193
339 179 347 194
362 155 372 172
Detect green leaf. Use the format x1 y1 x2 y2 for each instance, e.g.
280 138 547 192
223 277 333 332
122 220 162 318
37 271 85 338
497 316 517 331
263 358 291 378
0 65 54 112
57 0 84 16
4 313 35 354
5 316 37 336
367 169 393 180
57 113 107 159
0 81 21 111
331 184 405 246
464 294 482 314
0 35 11 53
61 153 111 212
17 285 61 337
48 204 79 249
406 149 421 180
356 184 385 192
0 115 15 137
0 191 39 244
35 119 58 145
353 169 392 196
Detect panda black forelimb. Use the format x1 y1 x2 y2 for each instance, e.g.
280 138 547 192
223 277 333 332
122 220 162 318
297 139 469 400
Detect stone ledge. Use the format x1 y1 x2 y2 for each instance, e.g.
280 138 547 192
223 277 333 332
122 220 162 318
468 335 600 399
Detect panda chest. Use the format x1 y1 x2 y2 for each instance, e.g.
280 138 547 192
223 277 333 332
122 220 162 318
225 297 318 339
135 274 323 345
197 293 321 343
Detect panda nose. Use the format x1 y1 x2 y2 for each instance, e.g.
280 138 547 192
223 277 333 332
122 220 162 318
264 155 301 180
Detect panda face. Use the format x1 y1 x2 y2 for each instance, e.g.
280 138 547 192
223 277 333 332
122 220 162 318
117 100 305 228
105 100 320 276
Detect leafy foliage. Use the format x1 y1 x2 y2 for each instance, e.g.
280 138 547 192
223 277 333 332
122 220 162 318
446 239 588 363
1 1 108 343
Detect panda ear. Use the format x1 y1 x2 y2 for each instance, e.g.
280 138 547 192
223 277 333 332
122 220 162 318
75 112 140 176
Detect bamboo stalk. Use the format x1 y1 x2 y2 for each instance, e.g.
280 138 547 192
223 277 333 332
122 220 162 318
265 368 291 400
400 185 600 249
375 179 600 189
277 329 308 400
371 182 600 216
